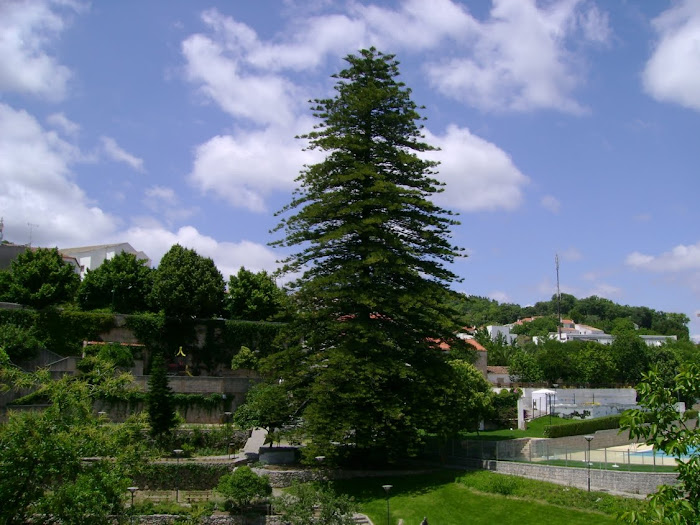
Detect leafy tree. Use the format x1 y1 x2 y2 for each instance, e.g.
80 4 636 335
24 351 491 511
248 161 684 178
620 364 700 524
216 466 271 511
511 316 558 338
8 247 79 308
272 482 357 525
149 244 225 319
610 333 651 384
227 267 286 321
0 323 42 362
509 349 544 383
444 360 493 433
231 345 259 371
146 353 177 439
269 48 465 461
0 356 147 524
571 341 617 385
233 381 295 443
78 251 154 313
0 270 12 301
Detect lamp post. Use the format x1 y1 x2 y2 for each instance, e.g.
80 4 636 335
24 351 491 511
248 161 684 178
174 449 184 502
382 484 392 525
127 486 138 524
584 435 594 492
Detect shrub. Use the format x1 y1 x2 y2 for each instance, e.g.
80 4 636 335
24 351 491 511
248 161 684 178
216 466 271 511
544 414 622 438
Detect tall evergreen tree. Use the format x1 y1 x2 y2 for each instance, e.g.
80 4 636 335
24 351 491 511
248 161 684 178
146 354 177 439
270 48 467 461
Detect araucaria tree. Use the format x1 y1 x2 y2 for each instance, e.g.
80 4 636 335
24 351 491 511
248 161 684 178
270 48 469 462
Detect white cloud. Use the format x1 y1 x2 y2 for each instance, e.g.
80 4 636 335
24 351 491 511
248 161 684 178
488 290 511 303
626 242 700 272
182 16 302 127
541 195 561 214
188 121 321 212
0 0 81 101
0 103 116 247
424 0 609 113
100 136 145 173
122 225 279 279
145 186 177 205
46 112 80 136
643 0 700 111
424 125 528 212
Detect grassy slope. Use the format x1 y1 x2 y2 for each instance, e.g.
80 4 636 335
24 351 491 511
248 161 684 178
332 470 644 525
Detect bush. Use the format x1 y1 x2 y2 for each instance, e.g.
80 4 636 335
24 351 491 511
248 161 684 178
544 414 622 438
216 466 271 511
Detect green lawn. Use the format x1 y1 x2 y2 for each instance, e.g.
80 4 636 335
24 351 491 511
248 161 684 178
461 415 587 440
331 470 644 525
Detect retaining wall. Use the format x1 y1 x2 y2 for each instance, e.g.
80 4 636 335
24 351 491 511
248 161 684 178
482 459 677 496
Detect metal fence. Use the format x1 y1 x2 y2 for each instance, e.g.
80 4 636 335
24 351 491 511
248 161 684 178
422 437 679 471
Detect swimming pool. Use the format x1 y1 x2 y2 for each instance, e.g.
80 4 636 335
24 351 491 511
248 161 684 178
631 446 696 459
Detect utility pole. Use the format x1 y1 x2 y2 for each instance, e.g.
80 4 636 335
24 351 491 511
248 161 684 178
27 222 39 247
556 253 561 339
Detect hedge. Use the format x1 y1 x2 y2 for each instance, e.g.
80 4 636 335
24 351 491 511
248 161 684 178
544 414 622 438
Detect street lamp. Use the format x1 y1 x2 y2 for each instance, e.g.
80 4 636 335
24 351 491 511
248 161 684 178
382 484 393 525
173 449 184 502
127 486 138 524
584 435 594 492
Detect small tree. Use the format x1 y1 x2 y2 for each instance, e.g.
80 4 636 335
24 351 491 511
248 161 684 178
0 323 42 362
620 364 700 524
146 354 177 439
216 466 271 512
233 381 295 443
227 267 286 321
78 251 154 313
272 482 357 525
150 244 225 319
8 247 79 308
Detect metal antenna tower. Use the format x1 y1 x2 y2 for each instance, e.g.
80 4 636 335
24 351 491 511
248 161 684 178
556 253 561 338
27 222 39 247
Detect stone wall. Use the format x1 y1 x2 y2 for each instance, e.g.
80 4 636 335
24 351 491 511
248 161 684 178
481 459 677 496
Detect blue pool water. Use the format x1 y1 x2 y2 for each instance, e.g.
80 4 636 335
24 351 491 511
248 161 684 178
631 446 696 459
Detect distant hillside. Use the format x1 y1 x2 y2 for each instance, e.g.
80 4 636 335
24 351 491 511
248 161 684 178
450 293 690 340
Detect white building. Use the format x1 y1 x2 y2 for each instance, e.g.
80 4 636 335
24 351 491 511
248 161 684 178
60 243 150 279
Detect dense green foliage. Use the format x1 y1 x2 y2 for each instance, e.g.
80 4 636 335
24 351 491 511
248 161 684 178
269 48 469 462
227 267 286 321
507 335 695 387
149 244 225 319
216 466 272 511
273 482 357 525
0 322 41 361
543 414 623 438
78 251 154 313
6 247 80 308
620 364 700 524
0 357 147 524
147 353 178 439
232 381 294 443
452 293 690 340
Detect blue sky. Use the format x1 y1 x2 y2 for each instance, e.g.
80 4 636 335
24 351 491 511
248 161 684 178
1 0 699 339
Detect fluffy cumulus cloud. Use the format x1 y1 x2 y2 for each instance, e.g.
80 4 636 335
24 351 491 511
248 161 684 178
122 225 279 278
424 125 528 211
643 0 700 111
424 0 610 113
182 2 574 213
0 103 116 246
0 0 81 101
188 122 321 212
626 242 700 272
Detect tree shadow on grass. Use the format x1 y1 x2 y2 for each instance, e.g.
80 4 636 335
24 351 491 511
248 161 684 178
328 469 468 503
